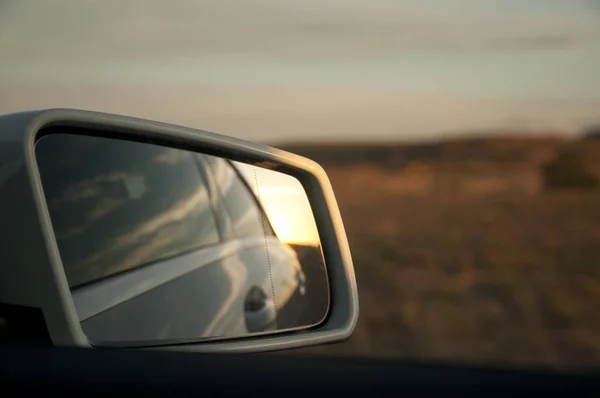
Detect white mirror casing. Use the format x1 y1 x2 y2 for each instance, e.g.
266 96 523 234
0 109 359 353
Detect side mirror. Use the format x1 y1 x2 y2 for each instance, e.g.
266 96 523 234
0 109 358 353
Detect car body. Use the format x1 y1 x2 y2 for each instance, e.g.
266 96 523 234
34 133 308 345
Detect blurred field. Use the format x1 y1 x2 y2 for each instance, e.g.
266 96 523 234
277 136 600 372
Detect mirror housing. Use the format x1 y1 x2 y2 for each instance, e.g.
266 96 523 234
0 108 359 353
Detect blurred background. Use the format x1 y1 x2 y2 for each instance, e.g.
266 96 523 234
2 0 600 372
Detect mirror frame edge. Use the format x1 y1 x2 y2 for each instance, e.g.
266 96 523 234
0 108 359 353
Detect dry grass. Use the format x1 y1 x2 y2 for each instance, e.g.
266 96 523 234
281 140 600 373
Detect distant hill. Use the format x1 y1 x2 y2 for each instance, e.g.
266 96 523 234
277 136 571 169
582 127 600 141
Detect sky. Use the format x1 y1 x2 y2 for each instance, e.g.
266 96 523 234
1 0 599 143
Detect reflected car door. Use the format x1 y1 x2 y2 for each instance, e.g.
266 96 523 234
77 150 300 342
37 135 262 344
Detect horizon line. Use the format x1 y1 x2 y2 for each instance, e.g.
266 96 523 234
266 129 579 147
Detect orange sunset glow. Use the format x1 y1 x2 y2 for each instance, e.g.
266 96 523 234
233 162 320 247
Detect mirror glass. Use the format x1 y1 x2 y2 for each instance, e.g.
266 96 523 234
34 131 329 346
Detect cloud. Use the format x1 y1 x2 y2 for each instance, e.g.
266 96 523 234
1 0 597 63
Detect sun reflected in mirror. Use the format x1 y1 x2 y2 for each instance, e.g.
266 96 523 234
233 163 320 247
260 188 319 246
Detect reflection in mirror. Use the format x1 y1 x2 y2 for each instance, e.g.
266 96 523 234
34 130 329 346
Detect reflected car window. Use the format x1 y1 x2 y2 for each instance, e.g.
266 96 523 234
35 133 220 288
203 155 275 239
